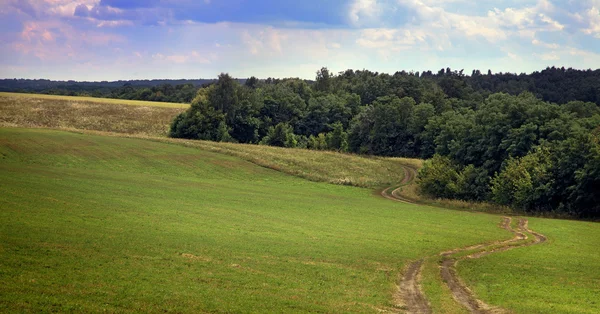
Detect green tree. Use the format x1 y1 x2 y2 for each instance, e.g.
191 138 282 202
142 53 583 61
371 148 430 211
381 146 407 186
418 155 460 199
169 96 226 141
315 67 333 93
260 123 298 148
325 122 348 152
490 146 553 211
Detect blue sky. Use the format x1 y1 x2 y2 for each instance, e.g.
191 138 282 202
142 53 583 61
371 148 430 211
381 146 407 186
1 0 600 80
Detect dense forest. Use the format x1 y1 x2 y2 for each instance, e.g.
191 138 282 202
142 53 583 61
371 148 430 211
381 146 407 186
169 67 600 218
0 79 220 103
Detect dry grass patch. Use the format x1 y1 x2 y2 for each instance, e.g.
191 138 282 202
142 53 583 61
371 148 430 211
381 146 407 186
0 92 188 108
0 94 185 137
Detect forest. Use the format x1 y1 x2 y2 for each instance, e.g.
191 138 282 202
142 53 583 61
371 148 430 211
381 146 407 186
0 79 218 103
169 67 600 218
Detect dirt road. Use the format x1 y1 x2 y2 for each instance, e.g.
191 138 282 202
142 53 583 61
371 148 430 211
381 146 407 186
383 165 547 314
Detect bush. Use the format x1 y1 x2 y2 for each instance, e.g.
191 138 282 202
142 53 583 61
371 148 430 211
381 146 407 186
418 155 460 198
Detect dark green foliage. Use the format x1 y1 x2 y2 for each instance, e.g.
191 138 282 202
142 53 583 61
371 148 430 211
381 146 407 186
347 96 418 156
260 123 298 148
491 147 554 210
166 67 600 218
456 165 491 201
169 99 225 141
418 155 460 199
325 122 349 152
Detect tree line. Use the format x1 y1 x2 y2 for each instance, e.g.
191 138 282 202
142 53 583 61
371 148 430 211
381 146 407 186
170 68 600 218
0 79 220 104
3 66 600 105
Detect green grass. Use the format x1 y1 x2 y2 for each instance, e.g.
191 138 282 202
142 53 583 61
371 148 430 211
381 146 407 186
457 218 600 314
139 136 418 188
0 127 510 313
0 92 189 108
0 92 416 188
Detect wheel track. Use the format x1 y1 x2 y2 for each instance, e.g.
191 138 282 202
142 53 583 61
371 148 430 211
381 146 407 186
381 165 417 204
440 217 546 314
383 165 547 314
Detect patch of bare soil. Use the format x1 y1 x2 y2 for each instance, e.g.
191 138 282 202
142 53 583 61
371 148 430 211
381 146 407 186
396 259 431 314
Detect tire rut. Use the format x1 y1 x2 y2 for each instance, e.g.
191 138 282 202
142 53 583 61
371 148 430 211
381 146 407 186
383 165 547 314
381 166 417 204
440 217 546 314
396 259 431 314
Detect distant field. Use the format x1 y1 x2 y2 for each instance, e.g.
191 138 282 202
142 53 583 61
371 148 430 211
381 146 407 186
0 127 508 313
0 92 189 108
0 93 185 137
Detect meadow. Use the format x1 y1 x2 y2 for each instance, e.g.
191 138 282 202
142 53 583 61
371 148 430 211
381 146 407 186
0 92 189 108
1 127 507 313
0 94 599 313
0 92 186 137
458 218 600 314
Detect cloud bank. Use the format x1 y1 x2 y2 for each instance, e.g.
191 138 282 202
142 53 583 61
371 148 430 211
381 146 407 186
1 0 599 80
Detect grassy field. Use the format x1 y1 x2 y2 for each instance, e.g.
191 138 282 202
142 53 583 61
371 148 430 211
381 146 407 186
144 137 420 188
0 92 189 108
0 93 186 137
458 218 600 314
1 93 599 313
0 91 418 188
0 127 510 313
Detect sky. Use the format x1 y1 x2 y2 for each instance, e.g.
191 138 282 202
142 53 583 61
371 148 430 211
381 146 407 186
1 0 600 81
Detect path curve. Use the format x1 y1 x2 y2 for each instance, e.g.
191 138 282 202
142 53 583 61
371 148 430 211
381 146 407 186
383 165 547 314
440 217 546 313
381 165 418 204
383 165 430 313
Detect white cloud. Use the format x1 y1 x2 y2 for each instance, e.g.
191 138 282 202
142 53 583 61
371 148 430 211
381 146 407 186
538 52 560 61
348 0 380 25
152 51 212 64
398 0 507 42
581 7 600 38
356 28 427 50
539 13 565 31
241 27 288 55
532 39 560 49
96 20 134 28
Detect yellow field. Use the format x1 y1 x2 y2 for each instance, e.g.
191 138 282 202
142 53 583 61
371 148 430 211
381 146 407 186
0 93 186 137
0 92 189 108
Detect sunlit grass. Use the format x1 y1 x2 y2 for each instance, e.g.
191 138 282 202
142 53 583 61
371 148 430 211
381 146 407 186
0 92 189 108
457 218 600 314
0 127 508 313
0 93 185 137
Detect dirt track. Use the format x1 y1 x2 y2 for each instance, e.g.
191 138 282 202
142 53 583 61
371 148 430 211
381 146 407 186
439 217 546 314
384 165 547 314
397 259 431 314
381 166 417 204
